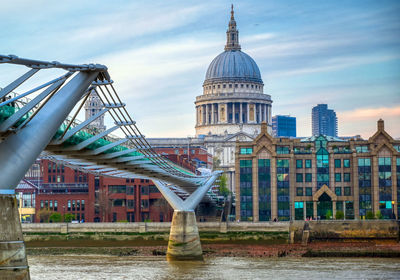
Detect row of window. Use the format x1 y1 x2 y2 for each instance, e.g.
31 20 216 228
108 185 158 195
296 186 351 197
207 83 261 90
48 162 65 173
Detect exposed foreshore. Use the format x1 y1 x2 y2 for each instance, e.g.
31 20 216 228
26 241 400 258
22 220 400 258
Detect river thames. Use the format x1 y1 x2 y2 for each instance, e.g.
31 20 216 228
28 255 400 279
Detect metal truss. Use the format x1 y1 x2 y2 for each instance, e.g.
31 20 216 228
0 54 220 208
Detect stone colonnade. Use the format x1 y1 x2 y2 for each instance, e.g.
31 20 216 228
196 102 271 126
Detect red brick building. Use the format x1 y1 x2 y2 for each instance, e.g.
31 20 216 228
26 159 173 223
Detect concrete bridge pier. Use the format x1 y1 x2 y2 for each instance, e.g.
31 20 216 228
0 195 30 280
167 210 203 261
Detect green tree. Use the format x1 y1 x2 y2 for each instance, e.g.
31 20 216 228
335 210 344 220
63 213 75 223
366 211 375 220
37 209 52 223
218 174 229 198
49 212 62 223
375 210 383 219
326 210 333 220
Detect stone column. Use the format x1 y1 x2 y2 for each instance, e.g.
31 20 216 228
0 195 30 279
313 200 317 219
232 103 236 123
392 157 398 219
246 103 250 123
353 153 360 219
211 104 215 124
258 104 262 124
205 104 209 125
224 103 228 123
264 104 267 122
240 103 243 123
303 202 307 220
271 157 277 220
372 156 379 214
167 210 203 261
202 105 206 125
215 104 219 123
252 157 259 222
333 200 337 219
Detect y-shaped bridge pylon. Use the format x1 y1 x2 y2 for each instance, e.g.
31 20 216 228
0 55 220 278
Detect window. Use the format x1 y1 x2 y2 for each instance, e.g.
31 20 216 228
305 159 312 168
223 84 226 88
127 200 135 209
335 173 342 182
109 185 126 194
68 200 71 211
344 187 351 196
296 160 303 168
40 200 44 208
127 186 134 195
276 146 289 154
356 146 369 153
141 186 149 195
49 200 53 209
343 159 350 168
72 200 75 211
306 187 312 196
305 173 312 182
45 200 48 208
344 173 351 182
296 173 303 183
141 199 149 209
113 199 125 207
81 200 85 211
335 187 342 196
77 200 80 211
296 188 303 196
54 200 58 211
240 148 253 154
334 159 341 168
229 84 232 88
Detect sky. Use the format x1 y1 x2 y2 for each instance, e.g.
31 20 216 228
1 0 399 138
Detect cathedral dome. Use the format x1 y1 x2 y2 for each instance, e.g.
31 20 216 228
205 50 263 84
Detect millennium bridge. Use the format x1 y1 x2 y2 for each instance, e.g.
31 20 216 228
0 54 221 279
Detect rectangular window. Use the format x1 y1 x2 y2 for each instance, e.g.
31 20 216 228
82 200 85 211
296 173 303 183
344 173 351 182
335 173 341 182
113 199 125 207
334 159 341 168
240 159 253 221
45 200 48 208
240 147 253 154
72 200 76 211
296 160 303 169
49 200 53 209
67 200 71 211
40 200 44 208
343 159 350 168
258 159 271 221
305 159 312 168
335 187 342 196
108 185 127 194
296 188 303 196
77 200 80 211
344 187 351 196
306 187 312 196
127 199 135 209
305 173 312 182
141 186 149 195
54 200 58 211
276 146 289 154
356 146 369 153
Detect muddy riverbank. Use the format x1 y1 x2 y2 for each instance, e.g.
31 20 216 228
26 241 400 258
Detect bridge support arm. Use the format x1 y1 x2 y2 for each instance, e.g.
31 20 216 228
0 71 99 193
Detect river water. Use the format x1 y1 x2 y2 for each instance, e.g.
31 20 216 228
28 255 400 280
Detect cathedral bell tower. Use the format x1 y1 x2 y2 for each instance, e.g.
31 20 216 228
84 90 106 132
225 5 241 51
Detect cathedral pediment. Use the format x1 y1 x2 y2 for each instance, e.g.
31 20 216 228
225 131 254 142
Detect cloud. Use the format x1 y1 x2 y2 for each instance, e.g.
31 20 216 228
339 106 400 122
